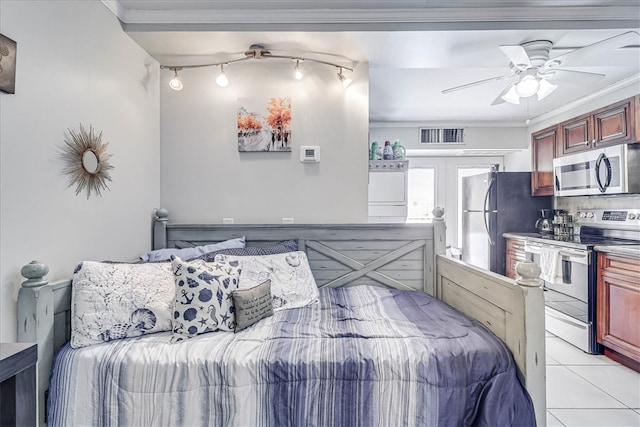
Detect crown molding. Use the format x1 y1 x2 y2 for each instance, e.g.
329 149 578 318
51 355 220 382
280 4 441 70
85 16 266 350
103 2 639 30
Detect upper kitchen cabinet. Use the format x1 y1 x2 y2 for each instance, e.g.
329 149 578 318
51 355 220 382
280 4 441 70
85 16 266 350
531 126 556 196
558 95 638 157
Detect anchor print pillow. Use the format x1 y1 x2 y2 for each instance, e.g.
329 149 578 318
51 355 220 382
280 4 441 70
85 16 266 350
215 251 319 312
169 256 241 342
70 261 175 349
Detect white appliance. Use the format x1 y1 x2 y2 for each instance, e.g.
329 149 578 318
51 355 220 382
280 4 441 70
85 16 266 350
368 160 408 223
553 144 640 197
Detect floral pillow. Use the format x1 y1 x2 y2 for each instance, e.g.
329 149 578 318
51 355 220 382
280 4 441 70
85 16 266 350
215 251 319 311
170 256 241 342
70 261 175 348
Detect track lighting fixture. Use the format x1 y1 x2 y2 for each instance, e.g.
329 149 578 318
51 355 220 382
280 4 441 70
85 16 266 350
337 67 353 89
160 44 354 91
294 60 303 80
168 67 183 91
216 64 229 88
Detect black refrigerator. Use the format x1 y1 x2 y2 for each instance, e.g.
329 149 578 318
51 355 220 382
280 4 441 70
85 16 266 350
461 171 552 275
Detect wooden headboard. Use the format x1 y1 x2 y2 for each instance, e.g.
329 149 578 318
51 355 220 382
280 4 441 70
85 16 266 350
152 209 445 294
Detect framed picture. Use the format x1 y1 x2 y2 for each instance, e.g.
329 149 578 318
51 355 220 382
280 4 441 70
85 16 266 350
237 96 292 152
0 34 17 94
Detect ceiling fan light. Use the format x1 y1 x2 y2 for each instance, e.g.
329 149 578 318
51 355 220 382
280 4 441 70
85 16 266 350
216 64 229 88
501 85 520 104
515 75 540 98
537 79 558 100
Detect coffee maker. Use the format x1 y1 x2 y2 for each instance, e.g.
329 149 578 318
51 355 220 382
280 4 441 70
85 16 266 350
535 209 553 235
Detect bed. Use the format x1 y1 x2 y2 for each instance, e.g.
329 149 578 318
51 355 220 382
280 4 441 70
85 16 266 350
17 209 546 426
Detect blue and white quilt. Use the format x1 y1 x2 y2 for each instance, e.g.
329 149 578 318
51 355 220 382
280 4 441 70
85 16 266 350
49 285 535 426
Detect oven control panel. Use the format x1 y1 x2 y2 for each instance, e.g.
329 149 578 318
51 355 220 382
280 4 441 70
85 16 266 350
576 209 640 228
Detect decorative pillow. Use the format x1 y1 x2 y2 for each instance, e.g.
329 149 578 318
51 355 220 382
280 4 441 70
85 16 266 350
196 240 299 262
170 256 241 342
232 280 274 332
215 251 319 311
139 237 246 262
70 261 175 348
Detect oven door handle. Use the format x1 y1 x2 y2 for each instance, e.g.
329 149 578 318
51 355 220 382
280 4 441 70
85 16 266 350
525 243 589 263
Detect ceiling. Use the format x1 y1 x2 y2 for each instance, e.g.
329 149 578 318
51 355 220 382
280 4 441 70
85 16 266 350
109 1 640 125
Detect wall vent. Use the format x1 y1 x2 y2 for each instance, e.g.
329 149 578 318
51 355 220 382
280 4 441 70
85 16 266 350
419 128 465 144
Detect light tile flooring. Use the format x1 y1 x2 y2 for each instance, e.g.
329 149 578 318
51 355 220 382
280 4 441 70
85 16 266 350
545 332 640 427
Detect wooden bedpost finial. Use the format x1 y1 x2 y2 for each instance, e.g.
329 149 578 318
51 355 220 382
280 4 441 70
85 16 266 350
432 207 445 221
515 260 543 287
155 208 169 222
20 260 50 288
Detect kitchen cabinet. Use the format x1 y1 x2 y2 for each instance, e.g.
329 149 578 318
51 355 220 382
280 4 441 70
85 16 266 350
597 252 640 371
505 237 527 280
530 126 556 196
558 113 592 155
557 96 637 157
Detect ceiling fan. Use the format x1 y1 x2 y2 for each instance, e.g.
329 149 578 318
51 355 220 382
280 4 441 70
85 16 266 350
441 31 639 106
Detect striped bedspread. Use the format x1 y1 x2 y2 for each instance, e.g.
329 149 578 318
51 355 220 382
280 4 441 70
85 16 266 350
49 285 535 426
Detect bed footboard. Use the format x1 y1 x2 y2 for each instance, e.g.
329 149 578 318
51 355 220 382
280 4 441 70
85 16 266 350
436 255 546 427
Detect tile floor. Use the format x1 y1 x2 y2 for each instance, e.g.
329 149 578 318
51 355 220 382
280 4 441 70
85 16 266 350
545 332 640 427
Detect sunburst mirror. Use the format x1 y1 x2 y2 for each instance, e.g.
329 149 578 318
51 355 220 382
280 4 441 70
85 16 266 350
59 124 114 199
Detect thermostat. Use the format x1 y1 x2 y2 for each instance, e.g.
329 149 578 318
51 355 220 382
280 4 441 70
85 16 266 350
300 146 320 162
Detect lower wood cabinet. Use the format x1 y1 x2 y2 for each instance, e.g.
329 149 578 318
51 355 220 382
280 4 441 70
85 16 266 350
505 238 527 280
597 253 640 371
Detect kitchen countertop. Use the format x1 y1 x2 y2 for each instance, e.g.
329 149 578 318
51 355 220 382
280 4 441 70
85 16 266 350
594 245 640 259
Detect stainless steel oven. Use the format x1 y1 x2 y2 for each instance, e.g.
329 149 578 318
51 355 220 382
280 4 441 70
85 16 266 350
523 208 640 354
525 241 593 352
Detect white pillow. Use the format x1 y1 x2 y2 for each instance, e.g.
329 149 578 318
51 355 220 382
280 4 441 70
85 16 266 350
215 251 319 311
70 261 175 348
139 236 246 262
169 257 241 342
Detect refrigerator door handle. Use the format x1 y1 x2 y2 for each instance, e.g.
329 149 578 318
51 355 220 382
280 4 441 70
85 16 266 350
483 177 495 246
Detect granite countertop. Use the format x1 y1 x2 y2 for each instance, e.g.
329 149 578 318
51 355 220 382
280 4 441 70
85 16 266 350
594 245 640 259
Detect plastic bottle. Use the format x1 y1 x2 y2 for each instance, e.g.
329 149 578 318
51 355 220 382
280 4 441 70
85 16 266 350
392 140 406 160
369 142 379 160
383 140 393 160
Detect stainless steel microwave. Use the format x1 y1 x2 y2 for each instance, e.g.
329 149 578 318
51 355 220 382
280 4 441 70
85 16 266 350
553 144 640 196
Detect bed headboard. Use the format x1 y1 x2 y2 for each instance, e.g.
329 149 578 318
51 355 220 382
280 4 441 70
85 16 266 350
152 208 447 294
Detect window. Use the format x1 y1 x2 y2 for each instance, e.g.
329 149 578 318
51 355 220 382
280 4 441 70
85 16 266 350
407 168 436 222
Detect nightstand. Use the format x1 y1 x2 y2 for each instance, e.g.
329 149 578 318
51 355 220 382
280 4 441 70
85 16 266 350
0 343 37 427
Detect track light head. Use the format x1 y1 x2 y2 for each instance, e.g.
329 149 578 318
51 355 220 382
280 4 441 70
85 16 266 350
294 60 303 80
216 64 229 88
337 68 352 89
169 67 183 91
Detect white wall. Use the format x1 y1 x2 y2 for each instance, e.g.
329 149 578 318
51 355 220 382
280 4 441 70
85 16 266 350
160 60 369 223
0 0 161 341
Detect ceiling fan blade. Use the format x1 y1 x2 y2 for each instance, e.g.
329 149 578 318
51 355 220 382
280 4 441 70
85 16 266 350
548 31 640 67
491 82 518 106
441 75 511 94
540 68 606 84
499 45 532 69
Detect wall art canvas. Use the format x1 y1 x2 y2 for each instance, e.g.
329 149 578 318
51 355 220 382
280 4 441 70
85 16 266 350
237 96 292 152
0 34 17 94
